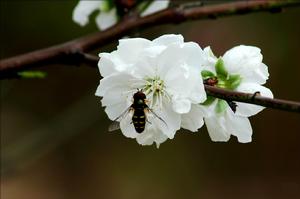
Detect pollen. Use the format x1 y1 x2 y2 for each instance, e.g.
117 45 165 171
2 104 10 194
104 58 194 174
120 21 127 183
142 76 170 109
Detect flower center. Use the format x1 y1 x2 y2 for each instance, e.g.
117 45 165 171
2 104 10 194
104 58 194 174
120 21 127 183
142 76 170 109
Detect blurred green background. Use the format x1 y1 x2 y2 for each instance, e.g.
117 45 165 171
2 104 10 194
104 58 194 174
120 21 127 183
1 1 300 199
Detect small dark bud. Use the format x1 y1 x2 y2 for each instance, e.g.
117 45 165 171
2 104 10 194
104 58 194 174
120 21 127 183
226 101 238 113
115 0 136 10
251 91 261 101
204 77 218 86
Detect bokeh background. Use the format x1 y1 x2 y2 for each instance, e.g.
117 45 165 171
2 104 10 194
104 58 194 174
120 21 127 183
1 1 300 199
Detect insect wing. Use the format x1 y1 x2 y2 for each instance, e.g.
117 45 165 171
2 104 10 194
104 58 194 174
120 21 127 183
108 121 121 132
145 108 167 127
108 107 133 132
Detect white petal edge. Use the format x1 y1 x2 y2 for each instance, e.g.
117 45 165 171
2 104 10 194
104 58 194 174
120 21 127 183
154 102 181 139
95 8 117 30
181 104 205 132
172 97 191 114
152 34 184 46
202 46 217 72
235 82 273 117
117 38 152 64
224 109 253 143
222 45 269 84
136 124 168 148
223 45 262 73
141 0 170 17
72 1 101 26
98 53 118 77
95 72 135 97
205 115 230 142
120 111 139 138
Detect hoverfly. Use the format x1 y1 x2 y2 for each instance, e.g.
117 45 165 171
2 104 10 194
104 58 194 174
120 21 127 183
108 89 167 133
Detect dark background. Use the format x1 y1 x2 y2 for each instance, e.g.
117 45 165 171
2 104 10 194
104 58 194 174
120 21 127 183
1 1 300 199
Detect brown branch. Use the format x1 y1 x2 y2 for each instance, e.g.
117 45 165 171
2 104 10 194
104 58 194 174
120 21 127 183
1 1 299 78
80 53 100 67
205 85 300 113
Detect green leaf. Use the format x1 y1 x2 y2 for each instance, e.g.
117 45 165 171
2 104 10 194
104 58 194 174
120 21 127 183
102 0 114 12
215 99 228 113
227 74 242 89
201 70 215 79
201 95 216 106
215 58 228 79
18 71 47 79
137 0 154 13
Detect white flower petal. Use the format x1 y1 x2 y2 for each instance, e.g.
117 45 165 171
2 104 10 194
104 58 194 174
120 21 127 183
152 34 184 46
120 111 139 138
98 53 118 77
172 97 191 114
72 0 101 26
141 0 170 17
223 45 262 72
187 67 206 103
136 124 168 148
181 42 205 68
204 108 253 143
235 82 273 117
131 57 156 78
136 131 154 146
223 45 268 84
158 42 206 105
117 38 152 63
205 115 230 142
95 8 118 30
259 63 269 81
105 102 128 120
101 85 132 107
158 41 204 78
95 72 135 96
181 104 205 132
152 102 180 139
200 99 218 118
163 63 192 98
224 109 252 143
202 46 217 71
163 64 206 106
99 50 136 75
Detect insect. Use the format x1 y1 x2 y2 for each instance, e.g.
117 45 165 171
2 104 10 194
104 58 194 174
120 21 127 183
108 89 167 133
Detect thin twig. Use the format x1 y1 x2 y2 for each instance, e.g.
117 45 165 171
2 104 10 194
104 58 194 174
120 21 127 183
1 1 299 77
80 53 100 67
205 85 300 113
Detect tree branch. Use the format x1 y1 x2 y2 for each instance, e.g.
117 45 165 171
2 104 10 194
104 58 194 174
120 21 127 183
1 1 299 78
204 85 300 113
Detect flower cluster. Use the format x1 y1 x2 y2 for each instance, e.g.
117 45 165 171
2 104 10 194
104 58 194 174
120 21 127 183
200 46 273 143
73 0 170 30
95 34 273 147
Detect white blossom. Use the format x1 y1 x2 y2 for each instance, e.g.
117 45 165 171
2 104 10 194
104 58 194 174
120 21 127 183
200 45 273 143
73 0 170 30
95 34 207 147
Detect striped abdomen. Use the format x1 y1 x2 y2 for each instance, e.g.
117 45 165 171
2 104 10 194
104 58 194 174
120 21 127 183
132 108 146 133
